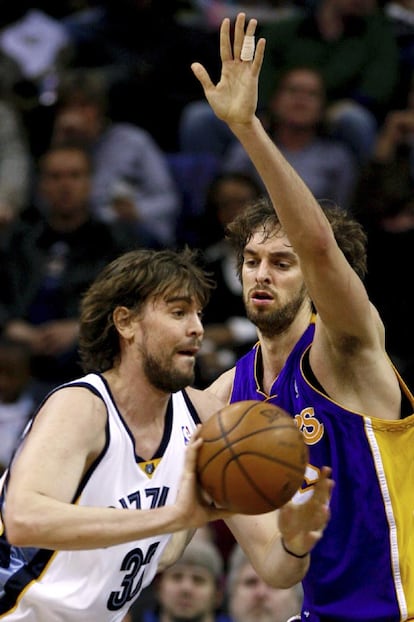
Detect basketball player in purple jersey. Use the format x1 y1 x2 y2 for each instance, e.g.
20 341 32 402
193 12 414 622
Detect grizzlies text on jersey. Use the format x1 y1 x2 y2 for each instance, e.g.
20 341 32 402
0 373 200 621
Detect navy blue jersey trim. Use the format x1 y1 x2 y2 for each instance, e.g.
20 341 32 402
0 548 54 613
182 389 202 425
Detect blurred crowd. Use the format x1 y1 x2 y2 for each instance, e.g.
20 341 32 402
0 2 413 620
0 0 413 469
122 534 304 622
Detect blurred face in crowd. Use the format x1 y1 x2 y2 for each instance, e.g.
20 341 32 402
52 103 103 145
229 561 302 622
269 68 325 131
39 148 91 224
157 562 221 622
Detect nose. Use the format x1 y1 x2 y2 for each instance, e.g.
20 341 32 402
189 313 204 338
255 260 271 284
178 576 196 592
253 579 272 600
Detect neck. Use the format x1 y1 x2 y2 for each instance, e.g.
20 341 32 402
257 308 313 395
103 365 171 425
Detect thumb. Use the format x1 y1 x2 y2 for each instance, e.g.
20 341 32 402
191 62 214 92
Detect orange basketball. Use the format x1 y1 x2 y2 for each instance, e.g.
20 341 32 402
197 400 308 514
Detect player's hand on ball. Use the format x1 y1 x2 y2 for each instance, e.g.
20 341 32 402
174 426 234 529
278 466 334 558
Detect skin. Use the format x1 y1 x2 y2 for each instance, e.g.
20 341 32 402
157 563 221 622
229 560 301 622
192 13 402 422
190 10 404 583
38 147 92 230
2 14 334 600
268 68 326 150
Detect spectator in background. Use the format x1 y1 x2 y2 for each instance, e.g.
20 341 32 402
186 0 300 30
258 0 399 163
0 144 138 390
352 83 414 395
223 66 357 210
50 70 178 248
0 97 31 230
196 172 262 387
125 539 228 622
62 0 221 151
385 0 414 107
226 544 303 622
180 0 399 164
0 337 46 475
0 4 73 158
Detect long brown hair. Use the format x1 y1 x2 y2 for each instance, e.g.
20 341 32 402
78 248 214 373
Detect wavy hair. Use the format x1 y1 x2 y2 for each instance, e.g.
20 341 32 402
78 248 214 373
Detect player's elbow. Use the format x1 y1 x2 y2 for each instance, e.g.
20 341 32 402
3 500 43 547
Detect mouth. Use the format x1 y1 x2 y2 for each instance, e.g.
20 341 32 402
177 346 200 358
250 289 274 305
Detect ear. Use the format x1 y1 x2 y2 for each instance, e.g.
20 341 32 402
112 306 136 340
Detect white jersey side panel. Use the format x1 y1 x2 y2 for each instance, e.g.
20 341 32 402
0 373 199 621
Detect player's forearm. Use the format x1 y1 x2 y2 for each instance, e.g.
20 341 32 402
4 495 189 550
252 536 309 588
245 533 310 588
227 515 309 588
260 535 310 588
228 116 332 251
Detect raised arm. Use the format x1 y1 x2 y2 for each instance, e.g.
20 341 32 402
191 14 402 419
191 13 376 347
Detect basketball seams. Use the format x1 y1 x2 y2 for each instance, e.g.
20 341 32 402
198 425 302 474
221 454 295 512
199 424 300 473
196 400 308 514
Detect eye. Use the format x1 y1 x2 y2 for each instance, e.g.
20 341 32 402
172 308 185 318
276 260 290 269
192 575 208 586
244 258 257 268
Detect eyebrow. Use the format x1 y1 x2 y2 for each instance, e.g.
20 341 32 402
164 295 194 304
243 248 296 260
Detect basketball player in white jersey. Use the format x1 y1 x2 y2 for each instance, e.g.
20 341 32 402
0 249 331 615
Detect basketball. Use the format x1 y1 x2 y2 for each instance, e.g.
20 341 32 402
196 400 308 515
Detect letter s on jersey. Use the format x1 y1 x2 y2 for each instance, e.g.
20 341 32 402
295 407 324 444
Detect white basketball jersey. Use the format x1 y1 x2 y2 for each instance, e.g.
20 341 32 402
0 373 200 621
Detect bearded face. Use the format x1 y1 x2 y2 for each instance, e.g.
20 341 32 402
142 346 196 393
245 282 308 338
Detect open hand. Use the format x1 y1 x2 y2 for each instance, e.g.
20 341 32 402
191 12 265 127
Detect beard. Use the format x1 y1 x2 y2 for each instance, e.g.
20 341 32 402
246 284 307 338
142 350 195 393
